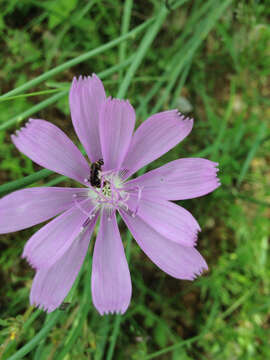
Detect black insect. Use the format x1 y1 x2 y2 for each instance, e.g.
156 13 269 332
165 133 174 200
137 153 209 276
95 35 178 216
59 302 70 311
89 159 104 187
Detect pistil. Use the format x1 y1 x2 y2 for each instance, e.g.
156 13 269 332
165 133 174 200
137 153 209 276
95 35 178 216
75 169 142 223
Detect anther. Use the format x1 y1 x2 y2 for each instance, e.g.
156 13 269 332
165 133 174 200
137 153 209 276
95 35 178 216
118 168 129 179
82 218 90 229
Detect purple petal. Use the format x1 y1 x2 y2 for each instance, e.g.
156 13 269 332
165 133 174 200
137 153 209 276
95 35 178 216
0 187 89 234
23 201 95 269
69 75 106 162
127 195 200 246
125 158 220 200
99 98 135 171
11 119 89 185
121 211 208 280
91 211 131 315
30 217 97 313
122 110 193 178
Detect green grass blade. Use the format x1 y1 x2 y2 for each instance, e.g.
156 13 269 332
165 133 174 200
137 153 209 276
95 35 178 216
0 91 68 131
55 258 92 360
0 89 65 101
6 312 63 360
0 169 52 197
152 0 233 113
0 19 153 100
237 122 267 186
0 56 135 131
117 6 168 98
94 317 111 360
118 0 133 81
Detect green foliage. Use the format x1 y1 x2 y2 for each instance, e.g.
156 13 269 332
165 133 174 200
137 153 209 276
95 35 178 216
0 0 269 359
45 0 79 29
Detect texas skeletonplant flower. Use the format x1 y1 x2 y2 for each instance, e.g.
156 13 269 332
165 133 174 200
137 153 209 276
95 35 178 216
0 75 220 314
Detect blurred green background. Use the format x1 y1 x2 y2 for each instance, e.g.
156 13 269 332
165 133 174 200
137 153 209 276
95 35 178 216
0 0 269 359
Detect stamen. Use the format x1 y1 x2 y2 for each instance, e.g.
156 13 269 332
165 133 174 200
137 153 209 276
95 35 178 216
81 218 90 230
90 184 108 202
106 207 113 221
121 192 130 202
87 205 99 220
72 195 90 217
118 200 128 211
100 174 105 189
80 168 132 219
73 194 98 226
81 205 98 229
109 181 119 203
100 169 114 176
132 185 143 217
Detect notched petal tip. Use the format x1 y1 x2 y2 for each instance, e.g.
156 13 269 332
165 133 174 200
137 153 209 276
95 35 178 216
208 161 221 188
11 118 38 139
11 126 24 139
181 116 194 128
92 73 99 81
97 306 127 316
199 257 208 273
31 299 56 313
176 109 193 120
175 113 194 137
22 252 44 271
22 243 34 263
72 73 102 86
104 97 134 111
22 250 40 271
192 228 200 247
213 169 221 190
191 262 209 280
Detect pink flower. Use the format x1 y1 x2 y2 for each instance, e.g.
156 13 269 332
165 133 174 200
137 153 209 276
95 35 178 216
0 74 220 314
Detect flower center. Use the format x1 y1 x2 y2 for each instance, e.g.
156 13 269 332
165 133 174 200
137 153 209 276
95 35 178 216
73 169 143 225
101 182 112 198
87 170 131 220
